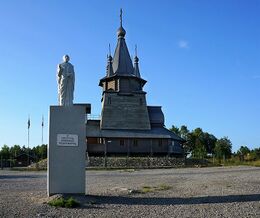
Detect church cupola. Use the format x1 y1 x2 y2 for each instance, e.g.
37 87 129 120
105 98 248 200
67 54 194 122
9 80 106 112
106 54 114 77
99 9 147 93
112 9 134 76
133 46 141 78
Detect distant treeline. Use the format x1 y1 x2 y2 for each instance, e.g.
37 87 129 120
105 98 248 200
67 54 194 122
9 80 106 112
169 125 260 161
1 130 259 164
0 144 47 161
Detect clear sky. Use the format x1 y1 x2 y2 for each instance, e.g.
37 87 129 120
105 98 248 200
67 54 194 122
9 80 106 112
0 0 259 152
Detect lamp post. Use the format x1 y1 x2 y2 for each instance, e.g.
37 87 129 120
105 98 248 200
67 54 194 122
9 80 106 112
105 140 111 168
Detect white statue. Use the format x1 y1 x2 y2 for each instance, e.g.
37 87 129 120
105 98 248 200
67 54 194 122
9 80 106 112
57 55 75 106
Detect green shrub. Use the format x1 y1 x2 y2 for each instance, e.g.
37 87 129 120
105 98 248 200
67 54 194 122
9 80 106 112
48 198 65 207
64 197 80 208
48 197 80 208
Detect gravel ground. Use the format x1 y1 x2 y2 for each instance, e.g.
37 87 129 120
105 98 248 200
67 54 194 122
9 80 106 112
0 166 260 217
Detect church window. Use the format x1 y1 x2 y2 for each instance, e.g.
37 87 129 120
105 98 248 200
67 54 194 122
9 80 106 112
158 139 162 147
139 98 143 105
133 139 138 146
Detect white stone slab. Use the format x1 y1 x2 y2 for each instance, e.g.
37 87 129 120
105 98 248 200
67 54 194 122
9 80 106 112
48 105 87 196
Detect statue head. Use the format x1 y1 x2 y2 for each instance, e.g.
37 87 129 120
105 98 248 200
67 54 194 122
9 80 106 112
63 55 70 63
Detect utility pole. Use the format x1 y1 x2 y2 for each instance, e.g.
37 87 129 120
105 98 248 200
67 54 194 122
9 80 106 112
27 115 30 166
41 115 44 145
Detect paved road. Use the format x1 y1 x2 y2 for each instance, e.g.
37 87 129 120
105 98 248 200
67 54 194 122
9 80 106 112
0 166 260 217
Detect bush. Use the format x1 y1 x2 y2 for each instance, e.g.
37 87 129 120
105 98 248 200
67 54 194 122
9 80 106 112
48 197 80 208
65 197 80 208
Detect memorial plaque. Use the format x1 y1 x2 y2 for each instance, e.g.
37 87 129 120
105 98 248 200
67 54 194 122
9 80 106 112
57 134 78 146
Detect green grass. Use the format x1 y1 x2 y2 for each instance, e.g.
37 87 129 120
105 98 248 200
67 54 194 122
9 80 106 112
141 186 153 193
220 159 260 167
131 184 172 194
157 184 172 191
48 197 80 208
204 157 260 168
252 160 260 167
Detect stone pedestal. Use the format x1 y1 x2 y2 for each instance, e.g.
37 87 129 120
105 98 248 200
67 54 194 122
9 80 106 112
47 104 89 196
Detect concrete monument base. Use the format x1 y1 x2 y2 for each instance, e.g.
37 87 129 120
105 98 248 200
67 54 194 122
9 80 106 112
47 104 90 196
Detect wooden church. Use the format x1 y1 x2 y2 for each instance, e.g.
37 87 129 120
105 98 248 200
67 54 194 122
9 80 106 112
86 11 184 157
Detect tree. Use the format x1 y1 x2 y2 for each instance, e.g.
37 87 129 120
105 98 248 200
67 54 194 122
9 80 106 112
0 145 10 159
214 137 232 161
192 142 207 159
190 128 207 158
31 144 47 161
39 144 47 159
237 146 250 156
184 132 196 154
36 144 47 160
179 125 189 140
178 125 192 154
250 148 260 160
21 145 30 154
168 124 234 159
169 125 180 135
202 133 217 154
10 145 22 158
193 128 203 137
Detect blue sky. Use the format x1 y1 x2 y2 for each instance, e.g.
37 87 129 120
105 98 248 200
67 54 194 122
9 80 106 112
0 0 259 151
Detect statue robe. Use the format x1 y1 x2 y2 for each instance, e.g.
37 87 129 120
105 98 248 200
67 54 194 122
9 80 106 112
57 62 75 106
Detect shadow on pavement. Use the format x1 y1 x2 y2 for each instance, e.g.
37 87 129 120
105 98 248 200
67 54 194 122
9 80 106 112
84 193 260 206
0 175 45 179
